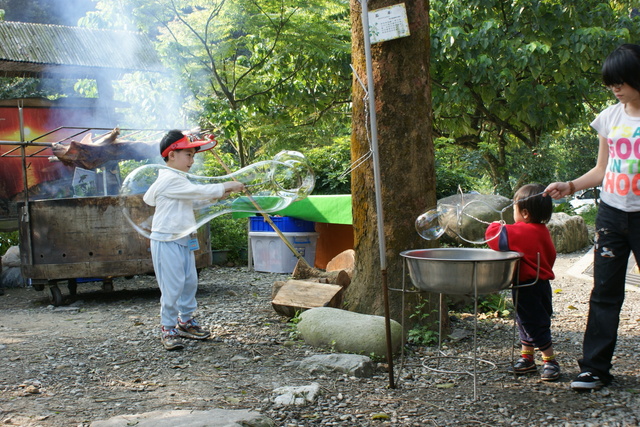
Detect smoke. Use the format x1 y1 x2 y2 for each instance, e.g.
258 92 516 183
1 0 95 26
44 0 191 132
48 0 95 26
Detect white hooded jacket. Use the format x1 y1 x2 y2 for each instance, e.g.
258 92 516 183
143 168 225 236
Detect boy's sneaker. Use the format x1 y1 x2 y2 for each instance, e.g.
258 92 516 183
177 318 211 340
161 327 184 351
541 361 561 382
571 372 603 391
513 357 537 374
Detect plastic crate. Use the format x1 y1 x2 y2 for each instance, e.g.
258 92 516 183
249 231 318 273
249 216 315 232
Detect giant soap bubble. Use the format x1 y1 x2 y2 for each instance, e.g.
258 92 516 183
415 203 457 240
120 150 314 241
415 190 548 244
415 195 508 245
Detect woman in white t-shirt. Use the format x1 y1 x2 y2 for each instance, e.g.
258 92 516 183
546 44 640 391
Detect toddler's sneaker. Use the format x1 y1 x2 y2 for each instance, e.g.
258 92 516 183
541 361 560 382
570 371 603 391
177 318 211 340
161 327 184 351
513 357 537 374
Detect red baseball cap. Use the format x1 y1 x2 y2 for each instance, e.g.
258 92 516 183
161 133 217 158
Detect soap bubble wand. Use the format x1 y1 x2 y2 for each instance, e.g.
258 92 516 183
209 147 313 269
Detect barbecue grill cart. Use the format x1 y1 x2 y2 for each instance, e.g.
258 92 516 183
1 126 212 306
17 195 211 306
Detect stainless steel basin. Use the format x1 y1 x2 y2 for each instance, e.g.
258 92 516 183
400 248 522 295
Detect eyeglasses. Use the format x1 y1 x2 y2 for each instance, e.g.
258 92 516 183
607 83 625 90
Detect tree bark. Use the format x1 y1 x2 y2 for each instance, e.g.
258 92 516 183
347 0 439 329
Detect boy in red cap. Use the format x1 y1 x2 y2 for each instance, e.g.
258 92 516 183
144 129 244 350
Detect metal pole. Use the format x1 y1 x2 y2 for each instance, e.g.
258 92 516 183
360 0 395 389
18 100 33 266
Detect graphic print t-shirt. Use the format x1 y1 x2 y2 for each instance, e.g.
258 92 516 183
591 102 640 211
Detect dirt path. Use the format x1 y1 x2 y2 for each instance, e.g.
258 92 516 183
2 251 640 426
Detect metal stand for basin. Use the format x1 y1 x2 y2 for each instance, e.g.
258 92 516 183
422 261 496 401
397 257 496 401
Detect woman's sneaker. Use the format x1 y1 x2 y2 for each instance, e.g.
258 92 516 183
161 327 184 351
570 372 603 391
541 361 561 381
177 318 211 340
513 357 537 374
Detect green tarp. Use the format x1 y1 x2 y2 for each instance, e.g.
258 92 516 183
234 195 352 225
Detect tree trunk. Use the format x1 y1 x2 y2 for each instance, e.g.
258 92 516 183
346 0 439 329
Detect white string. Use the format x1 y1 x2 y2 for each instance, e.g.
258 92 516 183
339 64 374 179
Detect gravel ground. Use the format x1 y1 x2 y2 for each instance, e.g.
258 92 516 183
2 248 640 426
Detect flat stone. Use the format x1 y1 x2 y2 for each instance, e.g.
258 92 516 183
90 409 275 427
294 353 375 377
271 382 320 406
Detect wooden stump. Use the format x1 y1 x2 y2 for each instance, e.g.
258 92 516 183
271 279 345 318
272 250 355 317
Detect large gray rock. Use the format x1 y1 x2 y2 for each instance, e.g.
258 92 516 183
90 409 274 427
438 194 514 246
547 212 590 254
296 307 403 357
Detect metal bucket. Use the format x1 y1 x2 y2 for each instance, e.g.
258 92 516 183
400 248 522 295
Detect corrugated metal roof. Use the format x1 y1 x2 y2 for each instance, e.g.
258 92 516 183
0 21 163 77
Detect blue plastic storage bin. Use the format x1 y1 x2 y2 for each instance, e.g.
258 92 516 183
249 216 315 232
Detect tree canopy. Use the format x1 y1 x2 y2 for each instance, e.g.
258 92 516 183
430 0 640 195
82 0 352 166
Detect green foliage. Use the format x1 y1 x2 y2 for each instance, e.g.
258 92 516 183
477 291 512 318
305 137 351 195
430 0 640 196
0 77 41 99
0 77 76 100
434 137 476 197
209 215 248 263
0 0 93 25
286 310 303 339
407 326 438 347
0 231 18 256
552 200 576 215
303 134 487 198
73 79 98 98
201 150 241 178
407 296 439 347
551 125 599 182
458 291 512 318
579 204 598 226
119 159 153 180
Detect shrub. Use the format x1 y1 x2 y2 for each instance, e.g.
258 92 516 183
305 137 351 195
579 204 598 226
210 216 248 264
